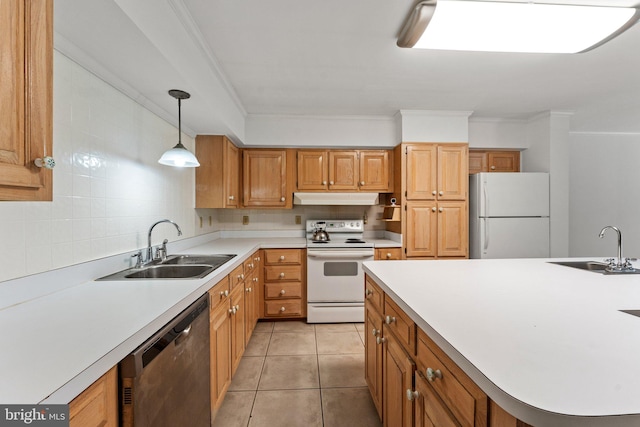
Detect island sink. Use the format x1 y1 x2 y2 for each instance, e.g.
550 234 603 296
549 260 640 274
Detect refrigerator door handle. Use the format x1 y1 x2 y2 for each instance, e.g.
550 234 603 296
483 182 489 218
484 218 489 252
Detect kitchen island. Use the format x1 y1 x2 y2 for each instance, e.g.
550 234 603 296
363 258 640 427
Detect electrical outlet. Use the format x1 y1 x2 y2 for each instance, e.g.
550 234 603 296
295 215 301 225
199 217 203 228
209 216 212 226
243 215 249 225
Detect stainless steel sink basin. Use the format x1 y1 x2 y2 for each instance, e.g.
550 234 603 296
548 260 640 274
124 264 214 279
97 253 236 280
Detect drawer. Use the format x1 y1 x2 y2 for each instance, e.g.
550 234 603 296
264 300 303 317
365 275 384 315
265 282 302 299
230 264 245 289
264 265 302 282
417 329 487 427
244 256 257 275
208 276 230 311
264 249 302 265
384 297 416 355
375 247 402 260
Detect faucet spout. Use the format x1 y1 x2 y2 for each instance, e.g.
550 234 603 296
147 219 182 262
599 225 623 267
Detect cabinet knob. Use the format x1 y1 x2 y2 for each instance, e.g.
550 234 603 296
253 277 259 283
438 207 443 213
280 255 285 261
228 195 235 201
426 367 443 382
439 191 444 196
406 389 420 401
249 263 254 269
376 336 386 345
386 252 392 259
229 307 236 314
220 290 229 298
279 272 285 278
255 256 261 262
491 165 496 170
280 196 285 202
365 289 373 297
280 306 286 312
432 190 437 196
235 304 240 311
431 207 436 212
280 289 286 295
238 274 244 280
371 328 380 337
329 181 334 185
385 315 396 325
322 181 327 185
246 287 250 292
360 181 365 186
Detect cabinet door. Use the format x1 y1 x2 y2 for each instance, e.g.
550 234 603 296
0 0 52 201
328 151 359 190
195 136 240 208
414 371 459 427
365 303 384 420
437 201 468 258
406 202 437 258
468 151 487 175
437 145 467 200
406 145 437 200
230 285 245 376
69 367 117 427
359 150 390 192
244 271 259 346
383 327 415 427
488 151 520 172
243 149 289 207
209 297 232 412
297 150 328 190
224 141 240 207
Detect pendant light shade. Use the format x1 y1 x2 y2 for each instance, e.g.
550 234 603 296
159 89 200 167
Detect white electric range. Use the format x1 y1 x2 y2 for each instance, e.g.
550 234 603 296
306 219 374 323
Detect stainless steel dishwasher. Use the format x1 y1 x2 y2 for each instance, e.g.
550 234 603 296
120 294 210 427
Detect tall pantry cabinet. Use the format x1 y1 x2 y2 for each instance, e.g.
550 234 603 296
389 143 468 259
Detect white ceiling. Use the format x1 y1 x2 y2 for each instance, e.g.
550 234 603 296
54 0 640 138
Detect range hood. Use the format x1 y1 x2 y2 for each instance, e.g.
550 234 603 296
293 192 379 206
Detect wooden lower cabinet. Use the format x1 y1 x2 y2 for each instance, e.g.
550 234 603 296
413 371 459 427
375 247 403 260
365 301 384 420
383 325 415 427
406 201 468 258
262 248 306 319
209 285 232 414
69 366 118 427
230 284 245 376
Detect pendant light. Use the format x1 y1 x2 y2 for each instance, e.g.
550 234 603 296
158 89 200 167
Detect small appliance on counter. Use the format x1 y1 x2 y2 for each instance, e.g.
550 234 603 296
306 219 374 323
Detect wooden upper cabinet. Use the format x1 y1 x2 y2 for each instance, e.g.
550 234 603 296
0 0 53 201
359 150 391 192
406 145 437 200
297 150 328 190
243 149 293 208
469 150 520 174
328 151 359 190
437 145 467 200
195 135 240 208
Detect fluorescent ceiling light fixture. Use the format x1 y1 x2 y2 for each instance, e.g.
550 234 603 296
397 0 640 53
159 89 200 168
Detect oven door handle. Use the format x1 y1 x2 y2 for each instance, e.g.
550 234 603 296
307 251 374 259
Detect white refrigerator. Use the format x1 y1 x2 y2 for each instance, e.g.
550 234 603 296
469 172 550 259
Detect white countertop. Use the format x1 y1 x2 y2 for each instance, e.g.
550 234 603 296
363 258 640 427
0 237 305 404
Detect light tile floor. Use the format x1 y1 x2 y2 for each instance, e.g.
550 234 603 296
213 321 382 427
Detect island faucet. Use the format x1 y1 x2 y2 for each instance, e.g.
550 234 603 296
147 219 182 263
598 225 634 272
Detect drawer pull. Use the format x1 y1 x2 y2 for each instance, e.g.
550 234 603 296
220 290 229 298
279 272 285 278
406 389 419 401
280 197 285 202
248 263 254 269
376 336 386 345
280 306 286 312
365 289 373 297
385 315 396 325
426 367 442 382
280 255 285 261
386 252 392 259
360 181 365 186
228 195 235 201
280 289 286 295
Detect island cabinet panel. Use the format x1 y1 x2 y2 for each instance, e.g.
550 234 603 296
262 248 306 319
384 297 416 356
488 401 533 427
195 135 240 208
365 300 384 420
417 329 488 427
414 370 460 427
69 366 117 427
383 325 415 427
243 149 294 208
365 275 384 314
0 0 53 201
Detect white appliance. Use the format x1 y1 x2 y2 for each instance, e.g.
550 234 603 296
306 219 374 323
469 172 550 259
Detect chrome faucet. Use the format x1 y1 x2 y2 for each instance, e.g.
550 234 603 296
147 219 182 263
598 225 633 272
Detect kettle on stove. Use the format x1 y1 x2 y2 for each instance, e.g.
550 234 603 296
311 221 331 242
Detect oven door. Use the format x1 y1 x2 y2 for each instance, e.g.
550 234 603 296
307 249 374 302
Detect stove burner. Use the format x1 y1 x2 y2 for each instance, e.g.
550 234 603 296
345 238 366 244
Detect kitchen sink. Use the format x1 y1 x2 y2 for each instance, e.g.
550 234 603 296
97 254 236 280
548 260 640 274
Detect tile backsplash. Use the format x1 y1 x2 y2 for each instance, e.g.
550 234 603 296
0 52 388 284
